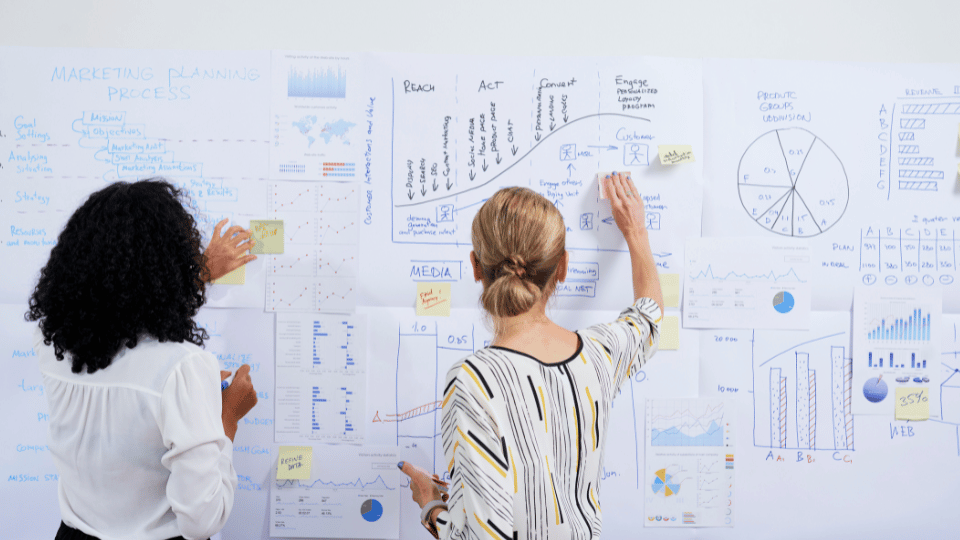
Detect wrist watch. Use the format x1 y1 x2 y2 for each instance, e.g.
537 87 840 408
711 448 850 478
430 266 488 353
420 499 448 539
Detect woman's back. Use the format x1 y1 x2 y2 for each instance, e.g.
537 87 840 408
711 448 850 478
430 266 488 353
440 298 661 540
38 332 236 540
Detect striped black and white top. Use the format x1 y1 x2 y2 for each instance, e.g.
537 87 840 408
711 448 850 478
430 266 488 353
435 298 661 540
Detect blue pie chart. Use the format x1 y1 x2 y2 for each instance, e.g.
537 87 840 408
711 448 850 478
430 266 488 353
361 499 383 522
863 376 888 403
773 291 795 314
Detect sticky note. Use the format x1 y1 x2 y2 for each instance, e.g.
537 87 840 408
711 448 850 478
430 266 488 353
416 282 451 317
658 145 695 165
277 446 313 480
659 274 680 308
250 219 284 254
598 171 633 199
660 316 680 350
213 264 245 285
895 387 929 421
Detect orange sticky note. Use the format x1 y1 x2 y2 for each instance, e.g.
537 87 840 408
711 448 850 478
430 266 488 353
416 282 451 317
658 145 695 165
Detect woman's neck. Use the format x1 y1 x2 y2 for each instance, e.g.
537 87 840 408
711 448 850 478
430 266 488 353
492 302 553 345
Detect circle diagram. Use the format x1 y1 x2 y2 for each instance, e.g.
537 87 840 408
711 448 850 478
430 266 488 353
651 469 681 497
361 499 383 522
738 128 848 237
863 376 888 403
773 291 795 314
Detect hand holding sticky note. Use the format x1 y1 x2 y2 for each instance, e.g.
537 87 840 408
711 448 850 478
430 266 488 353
277 446 313 480
895 387 929 421
416 282 451 317
658 145 695 165
598 171 632 199
250 220 284 254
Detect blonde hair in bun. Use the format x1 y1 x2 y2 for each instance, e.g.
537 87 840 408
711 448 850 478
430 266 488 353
471 187 566 318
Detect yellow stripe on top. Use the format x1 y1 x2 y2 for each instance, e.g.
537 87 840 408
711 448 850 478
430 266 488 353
572 405 580 465
460 364 489 399
448 440 459 473
546 456 560 525
585 386 597 450
441 384 455 409
509 446 517 494
538 386 549 433
456 426 507 478
580 352 587 364
590 485 601 513
474 513 503 540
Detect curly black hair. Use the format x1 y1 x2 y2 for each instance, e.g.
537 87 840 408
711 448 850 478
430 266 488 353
26 178 209 374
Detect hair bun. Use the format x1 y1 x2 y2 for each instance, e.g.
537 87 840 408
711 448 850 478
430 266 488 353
498 256 529 280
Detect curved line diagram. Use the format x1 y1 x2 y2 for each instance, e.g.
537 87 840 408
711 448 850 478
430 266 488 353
394 112 651 208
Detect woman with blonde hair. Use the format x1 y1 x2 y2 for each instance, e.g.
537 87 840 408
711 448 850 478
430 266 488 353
401 172 662 539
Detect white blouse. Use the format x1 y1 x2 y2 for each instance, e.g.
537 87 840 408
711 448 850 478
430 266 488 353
36 329 237 540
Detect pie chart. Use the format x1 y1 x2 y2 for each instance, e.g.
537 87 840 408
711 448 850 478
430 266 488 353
651 468 681 496
863 376 888 403
773 291 795 314
360 499 383 522
738 128 848 237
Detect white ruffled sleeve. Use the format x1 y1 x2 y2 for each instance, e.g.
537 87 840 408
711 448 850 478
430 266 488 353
158 351 238 540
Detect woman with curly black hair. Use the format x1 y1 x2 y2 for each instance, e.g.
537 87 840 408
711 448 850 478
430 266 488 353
27 178 259 540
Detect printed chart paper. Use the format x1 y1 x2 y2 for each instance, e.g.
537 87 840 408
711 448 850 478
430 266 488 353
266 182 358 313
275 313 366 443
270 445 400 539
270 50 361 181
683 237 811 329
645 399 734 527
853 286 941 416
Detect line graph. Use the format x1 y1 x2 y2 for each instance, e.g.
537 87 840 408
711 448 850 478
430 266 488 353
276 474 394 491
688 264 806 283
648 400 728 447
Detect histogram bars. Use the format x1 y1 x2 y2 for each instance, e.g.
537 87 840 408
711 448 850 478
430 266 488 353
867 308 931 341
288 65 347 98
762 345 853 451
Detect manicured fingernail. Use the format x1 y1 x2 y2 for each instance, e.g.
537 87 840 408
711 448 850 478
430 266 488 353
605 175 610 179
397 461 405 469
611 171 617 175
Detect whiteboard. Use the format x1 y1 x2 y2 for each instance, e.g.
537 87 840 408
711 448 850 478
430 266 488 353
3 3 960 538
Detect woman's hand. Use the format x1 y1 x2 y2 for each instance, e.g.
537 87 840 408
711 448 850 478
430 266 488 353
399 461 449 508
605 171 647 244
205 218 257 282
221 364 258 441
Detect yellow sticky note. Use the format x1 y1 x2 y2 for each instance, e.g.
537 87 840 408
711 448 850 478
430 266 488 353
416 282 451 317
660 316 680 350
659 274 680 308
213 264 245 285
250 220 284 254
658 145 695 165
598 171 633 199
277 446 313 480
895 387 929 421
